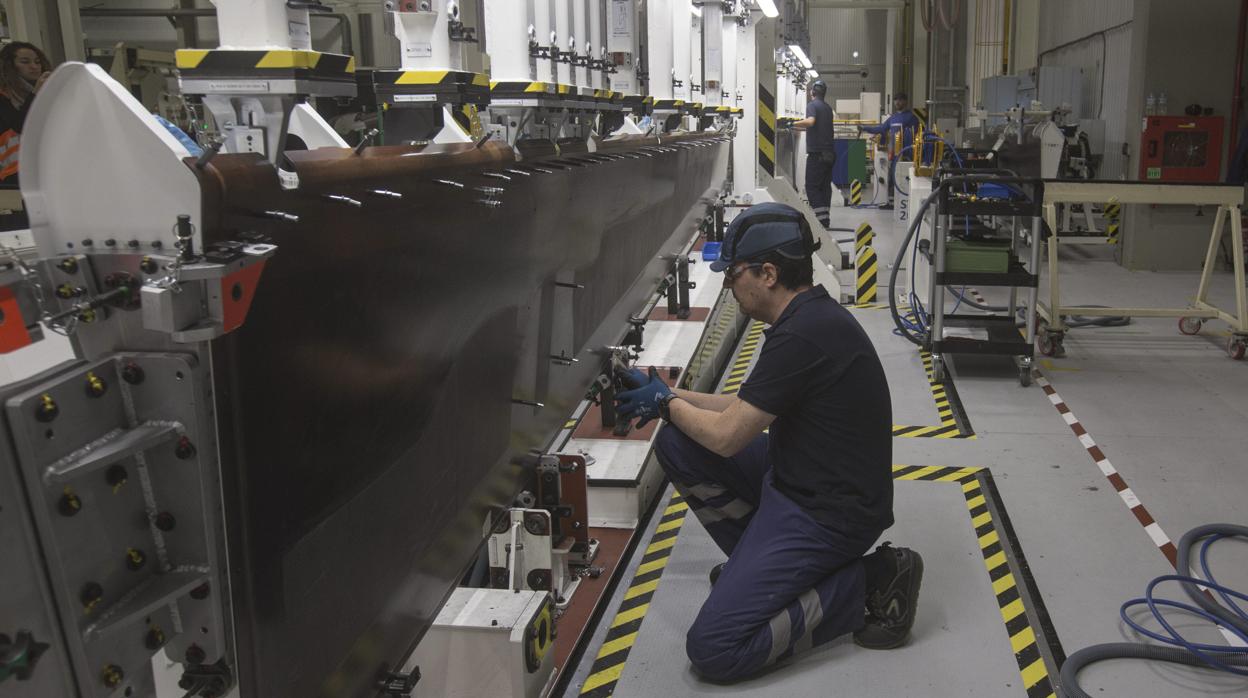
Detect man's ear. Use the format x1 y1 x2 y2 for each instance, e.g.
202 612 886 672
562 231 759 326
762 262 780 288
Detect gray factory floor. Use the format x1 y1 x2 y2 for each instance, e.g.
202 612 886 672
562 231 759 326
561 192 1248 697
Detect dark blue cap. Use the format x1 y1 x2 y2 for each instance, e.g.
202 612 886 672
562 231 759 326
710 202 819 272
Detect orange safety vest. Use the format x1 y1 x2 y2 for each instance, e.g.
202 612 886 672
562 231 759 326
0 127 18 181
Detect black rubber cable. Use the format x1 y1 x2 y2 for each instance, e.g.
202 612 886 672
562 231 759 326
1060 524 1248 698
888 174 1037 345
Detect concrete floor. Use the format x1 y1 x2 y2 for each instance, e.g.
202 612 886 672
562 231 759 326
563 188 1248 697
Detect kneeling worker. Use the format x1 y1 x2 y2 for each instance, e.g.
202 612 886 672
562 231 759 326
615 202 923 681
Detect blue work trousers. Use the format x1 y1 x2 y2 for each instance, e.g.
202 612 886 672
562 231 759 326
805 150 836 228
654 424 881 681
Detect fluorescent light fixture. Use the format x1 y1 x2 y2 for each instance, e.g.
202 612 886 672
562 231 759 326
756 0 780 18
691 4 702 17
789 44 813 69
807 69 819 78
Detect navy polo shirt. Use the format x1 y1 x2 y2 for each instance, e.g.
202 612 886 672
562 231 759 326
805 98 836 153
738 285 894 533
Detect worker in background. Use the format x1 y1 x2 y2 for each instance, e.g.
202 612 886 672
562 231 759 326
790 80 836 228
0 42 53 185
615 202 923 682
858 92 920 210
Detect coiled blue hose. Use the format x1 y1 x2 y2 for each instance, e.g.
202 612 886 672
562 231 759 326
1060 524 1248 697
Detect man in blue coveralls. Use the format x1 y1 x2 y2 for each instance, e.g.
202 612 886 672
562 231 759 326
790 79 836 228
859 92 921 210
615 202 924 681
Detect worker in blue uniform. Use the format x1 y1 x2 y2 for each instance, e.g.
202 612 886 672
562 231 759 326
614 202 924 682
790 80 836 228
858 92 921 209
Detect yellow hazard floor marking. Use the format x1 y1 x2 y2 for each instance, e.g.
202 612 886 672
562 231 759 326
582 466 1058 697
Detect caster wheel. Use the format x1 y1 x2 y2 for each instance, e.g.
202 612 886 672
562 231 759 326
1036 334 1053 357
1178 317 1203 335
1228 337 1247 361
931 358 947 383
1037 333 1059 357
1019 366 1033 387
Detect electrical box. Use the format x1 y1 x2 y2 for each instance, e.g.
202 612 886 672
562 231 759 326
860 92 882 123
1017 66 1084 117
406 588 557 698
980 75 1021 126
1139 115 1225 182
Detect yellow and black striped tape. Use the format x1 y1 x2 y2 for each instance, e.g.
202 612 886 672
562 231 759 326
579 493 689 697
1105 198 1120 244
376 69 489 87
891 352 976 439
757 83 776 177
892 465 1059 698
850 179 864 205
855 244 878 305
913 106 929 124
175 49 354 75
584 465 1059 697
491 80 558 95
688 297 740 389
720 321 765 395
854 221 874 254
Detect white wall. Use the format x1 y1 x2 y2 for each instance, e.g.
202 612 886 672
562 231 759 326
808 7 887 102
1035 0 1134 178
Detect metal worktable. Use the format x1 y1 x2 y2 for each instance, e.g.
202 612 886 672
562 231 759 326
1038 180 1247 358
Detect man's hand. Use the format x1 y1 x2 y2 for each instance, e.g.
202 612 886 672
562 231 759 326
614 366 672 428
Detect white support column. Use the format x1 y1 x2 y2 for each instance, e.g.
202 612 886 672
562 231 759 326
573 0 590 88
590 0 605 90
535 0 555 83
722 13 738 109
554 0 573 86
671 0 692 101
911 3 928 106
703 2 724 107
885 7 896 104
55 0 84 61
607 0 638 95
648 0 674 100
690 6 703 104
732 15 756 195
393 5 458 71
485 0 534 82
212 0 308 49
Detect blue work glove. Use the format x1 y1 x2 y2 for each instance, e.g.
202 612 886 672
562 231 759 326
614 366 672 428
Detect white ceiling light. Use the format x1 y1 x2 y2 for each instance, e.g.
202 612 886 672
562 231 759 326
852 50 860 59
807 69 819 78
756 0 780 18
789 44 813 69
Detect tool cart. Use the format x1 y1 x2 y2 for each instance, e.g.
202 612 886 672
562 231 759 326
927 172 1044 386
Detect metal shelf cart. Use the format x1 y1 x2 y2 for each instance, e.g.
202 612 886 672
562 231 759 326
927 174 1044 387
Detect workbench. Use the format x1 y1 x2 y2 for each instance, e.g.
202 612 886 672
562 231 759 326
1038 180 1247 358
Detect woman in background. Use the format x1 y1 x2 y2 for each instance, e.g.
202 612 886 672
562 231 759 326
0 41 53 184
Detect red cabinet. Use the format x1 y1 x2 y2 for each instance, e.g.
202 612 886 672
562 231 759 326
1139 116 1224 182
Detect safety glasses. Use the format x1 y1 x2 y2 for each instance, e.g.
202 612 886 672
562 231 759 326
723 262 764 283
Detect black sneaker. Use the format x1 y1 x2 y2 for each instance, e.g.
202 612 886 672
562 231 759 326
854 544 923 649
709 562 726 586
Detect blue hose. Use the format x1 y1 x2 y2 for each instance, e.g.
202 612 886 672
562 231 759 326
1061 525 1248 697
